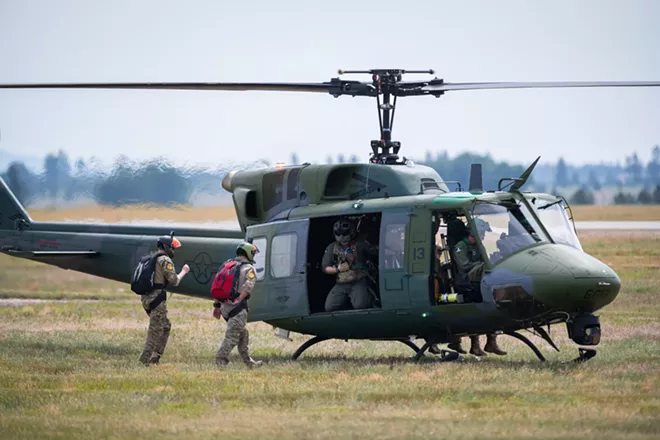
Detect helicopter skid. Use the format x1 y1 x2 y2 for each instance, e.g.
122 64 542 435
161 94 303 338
569 348 597 363
290 336 424 361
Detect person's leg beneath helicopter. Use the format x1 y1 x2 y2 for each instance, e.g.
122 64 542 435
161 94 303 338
325 284 351 312
484 333 507 355
447 335 467 354
469 335 486 356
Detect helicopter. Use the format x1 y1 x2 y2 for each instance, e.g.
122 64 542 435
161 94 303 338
1 69 659 364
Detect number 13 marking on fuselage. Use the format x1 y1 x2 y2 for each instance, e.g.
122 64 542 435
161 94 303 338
413 247 425 260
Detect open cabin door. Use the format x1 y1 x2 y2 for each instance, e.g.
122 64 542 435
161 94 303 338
245 219 310 321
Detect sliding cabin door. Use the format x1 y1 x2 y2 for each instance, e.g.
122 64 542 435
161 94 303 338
245 219 310 321
379 211 411 309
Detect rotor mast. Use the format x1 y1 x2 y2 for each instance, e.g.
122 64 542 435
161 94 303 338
338 69 434 164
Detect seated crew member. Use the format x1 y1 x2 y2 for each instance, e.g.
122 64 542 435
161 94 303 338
452 217 507 357
322 217 378 312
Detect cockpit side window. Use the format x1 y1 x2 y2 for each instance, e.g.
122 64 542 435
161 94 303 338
526 196 583 251
470 202 548 265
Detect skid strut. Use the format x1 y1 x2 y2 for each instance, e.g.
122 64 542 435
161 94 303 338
291 336 329 360
504 330 546 362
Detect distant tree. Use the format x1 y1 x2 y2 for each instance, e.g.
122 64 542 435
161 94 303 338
570 187 595 205
646 145 660 185
588 170 601 190
337 154 345 163
555 158 569 188
613 191 637 204
653 184 660 204
637 188 653 204
349 154 359 163
326 155 333 164
5 161 39 206
95 157 191 206
625 153 643 184
571 172 580 186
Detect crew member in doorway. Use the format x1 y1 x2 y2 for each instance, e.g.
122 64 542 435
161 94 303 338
453 218 507 357
322 217 378 312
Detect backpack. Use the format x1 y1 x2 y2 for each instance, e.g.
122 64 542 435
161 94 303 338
131 252 165 295
210 258 249 301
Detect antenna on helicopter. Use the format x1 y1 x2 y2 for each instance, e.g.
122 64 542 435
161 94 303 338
338 69 435 165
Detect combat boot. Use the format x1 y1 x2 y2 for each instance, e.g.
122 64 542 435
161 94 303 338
447 337 467 354
215 357 229 368
469 335 486 357
484 334 507 356
244 357 263 368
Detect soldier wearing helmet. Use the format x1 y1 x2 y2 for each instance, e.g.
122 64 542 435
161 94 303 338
452 218 507 357
139 235 190 365
213 241 263 368
322 217 378 312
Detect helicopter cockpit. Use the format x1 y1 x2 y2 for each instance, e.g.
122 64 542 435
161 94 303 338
469 200 549 265
524 195 583 251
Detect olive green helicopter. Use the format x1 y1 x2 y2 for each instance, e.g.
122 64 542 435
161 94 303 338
1 69 659 363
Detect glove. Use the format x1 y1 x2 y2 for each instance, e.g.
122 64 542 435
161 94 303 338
338 262 350 272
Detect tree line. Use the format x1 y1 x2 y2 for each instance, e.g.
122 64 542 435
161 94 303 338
2 145 660 207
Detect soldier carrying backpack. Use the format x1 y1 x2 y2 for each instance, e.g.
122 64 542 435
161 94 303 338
132 234 190 365
211 242 263 368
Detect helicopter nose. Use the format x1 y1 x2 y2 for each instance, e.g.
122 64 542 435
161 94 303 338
530 245 621 312
486 244 621 314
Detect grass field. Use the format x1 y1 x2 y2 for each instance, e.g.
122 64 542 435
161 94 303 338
0 230 659 439
23 203 660 223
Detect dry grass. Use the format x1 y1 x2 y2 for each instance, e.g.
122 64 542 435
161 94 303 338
0 231 658 439
24 204 660 223
571 205 660 221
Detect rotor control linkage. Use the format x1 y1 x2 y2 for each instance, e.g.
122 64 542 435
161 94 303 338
338 69 438 164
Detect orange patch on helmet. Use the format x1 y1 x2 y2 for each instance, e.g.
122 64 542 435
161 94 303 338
171 237 182 249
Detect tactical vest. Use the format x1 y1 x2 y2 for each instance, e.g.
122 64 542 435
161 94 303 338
333 242 365 284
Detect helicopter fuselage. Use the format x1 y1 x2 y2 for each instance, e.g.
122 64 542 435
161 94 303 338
0 161 620 351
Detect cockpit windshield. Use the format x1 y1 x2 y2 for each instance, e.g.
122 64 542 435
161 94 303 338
526 196 583 251
470 201 549 265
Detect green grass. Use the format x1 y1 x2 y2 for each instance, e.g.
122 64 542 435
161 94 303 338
0 232 659 439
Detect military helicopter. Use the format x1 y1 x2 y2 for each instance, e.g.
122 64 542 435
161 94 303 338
1 69 659 363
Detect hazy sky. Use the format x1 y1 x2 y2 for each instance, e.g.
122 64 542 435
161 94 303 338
1 0 659 171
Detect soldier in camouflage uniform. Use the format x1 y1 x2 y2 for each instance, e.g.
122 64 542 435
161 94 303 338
453 218 507 357
213 242 263 368
139 235 190 364
322 217 378 312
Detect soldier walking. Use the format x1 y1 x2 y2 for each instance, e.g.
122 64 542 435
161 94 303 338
139 235 190 364
213 242 263 368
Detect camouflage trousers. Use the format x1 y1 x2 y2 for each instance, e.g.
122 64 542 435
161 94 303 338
215 309 251 365
139 291 171 364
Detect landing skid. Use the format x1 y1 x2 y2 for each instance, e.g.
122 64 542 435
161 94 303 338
413 341 460 362
505 331 598 363
570 348 597 363
290 336 459 362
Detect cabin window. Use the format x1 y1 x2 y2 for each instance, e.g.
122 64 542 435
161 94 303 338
252 237 267 281
263 170 286 211
286 167 301 200
270 232 298 278
383 223 406 270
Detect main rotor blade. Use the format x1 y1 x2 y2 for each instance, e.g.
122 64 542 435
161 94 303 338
0 82 334 93
422 81 660 92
